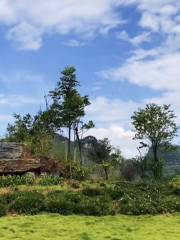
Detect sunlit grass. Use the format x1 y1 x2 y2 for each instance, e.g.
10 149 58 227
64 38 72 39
0 214 179 240
0 184 73 195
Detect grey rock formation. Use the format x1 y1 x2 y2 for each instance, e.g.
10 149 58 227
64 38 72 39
0 142 23 160
0 142 40 174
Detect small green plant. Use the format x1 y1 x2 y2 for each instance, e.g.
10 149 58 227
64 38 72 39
38 175 61 186
169 176 180 195
45 191 82 215
82 187 105 197
9 192 45 214
0 203 6 217
0 175 35 188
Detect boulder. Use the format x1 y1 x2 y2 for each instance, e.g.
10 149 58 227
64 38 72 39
0 142 40 175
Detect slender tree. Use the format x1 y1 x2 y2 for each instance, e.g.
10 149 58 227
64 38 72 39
131 103 178 179
49 66 93 170
73 120 94 165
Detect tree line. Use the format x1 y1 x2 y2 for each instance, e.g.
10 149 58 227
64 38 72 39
4 66 178 180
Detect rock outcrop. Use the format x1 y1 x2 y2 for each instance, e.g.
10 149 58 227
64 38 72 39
0 142 41 175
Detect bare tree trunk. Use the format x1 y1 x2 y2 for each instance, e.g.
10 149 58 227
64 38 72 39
104 167 109 180
68 125 72 179
152 143 161 180
75 126 83 166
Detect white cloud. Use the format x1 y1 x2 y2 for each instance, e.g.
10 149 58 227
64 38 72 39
117 30 151 46
87 125 139 158
85 96 143 158
100 52 180 91
0 0 124 50
0 71 52 108
6 22 43 50
86 96 139 128
1 0 180 50
96 0 180 157
63 39 85 47
0 94 40 107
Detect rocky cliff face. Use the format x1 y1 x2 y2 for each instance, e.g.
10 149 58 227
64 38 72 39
0 142 40 175
0 142 23 160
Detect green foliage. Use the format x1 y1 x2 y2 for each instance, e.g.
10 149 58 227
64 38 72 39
132 103 177 179
0 175 35 188
9 191 45 214
87 137 123 180
82 187 105 197
6 110 55 156
0 179 179 217
45 191 82 215
65 163 90 180
71 165 90 181
107 182 180 215
0 204 6 217
38 175 62 186
49 66 92 164
80 195 113 216
169 176 180 195
45 191 112 216
120 159 142 181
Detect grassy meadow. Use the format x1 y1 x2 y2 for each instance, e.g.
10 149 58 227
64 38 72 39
0 214 179 240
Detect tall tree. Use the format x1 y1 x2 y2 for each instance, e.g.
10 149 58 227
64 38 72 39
49 66 93 166
131 103 178 179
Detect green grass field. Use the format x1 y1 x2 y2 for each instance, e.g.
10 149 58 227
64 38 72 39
0 214 179 240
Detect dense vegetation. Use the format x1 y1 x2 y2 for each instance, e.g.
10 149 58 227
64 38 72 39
0 67 179 229
3 66 179 181
0 175 179 217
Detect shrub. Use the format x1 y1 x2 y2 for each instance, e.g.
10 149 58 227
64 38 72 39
66 164 90 180
9 191 45 214
45 191 112 216
120 160 142 181
0 175 35 188
66 179 80 189
80 196 113 216
45 191 82 215
169 176 180 195
0 181 179 217
0 204 6 217
38 175 61 186
82 187 105 197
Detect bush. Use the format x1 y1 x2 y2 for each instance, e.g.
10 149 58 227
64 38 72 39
38 175 61 186
66 164 90 180
45 191 112 216
0 180 179 217
9 191 45 214
169 176 180 195
45 191 82 215
110 182 180 215
80 196 113 216
82 187 105 197
0 175 35 188
120 160 142 181
0 204 6 216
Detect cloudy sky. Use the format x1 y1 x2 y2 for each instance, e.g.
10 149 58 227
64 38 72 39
0 0 180 158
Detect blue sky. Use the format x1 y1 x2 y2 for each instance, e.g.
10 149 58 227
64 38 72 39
0 0 180 157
